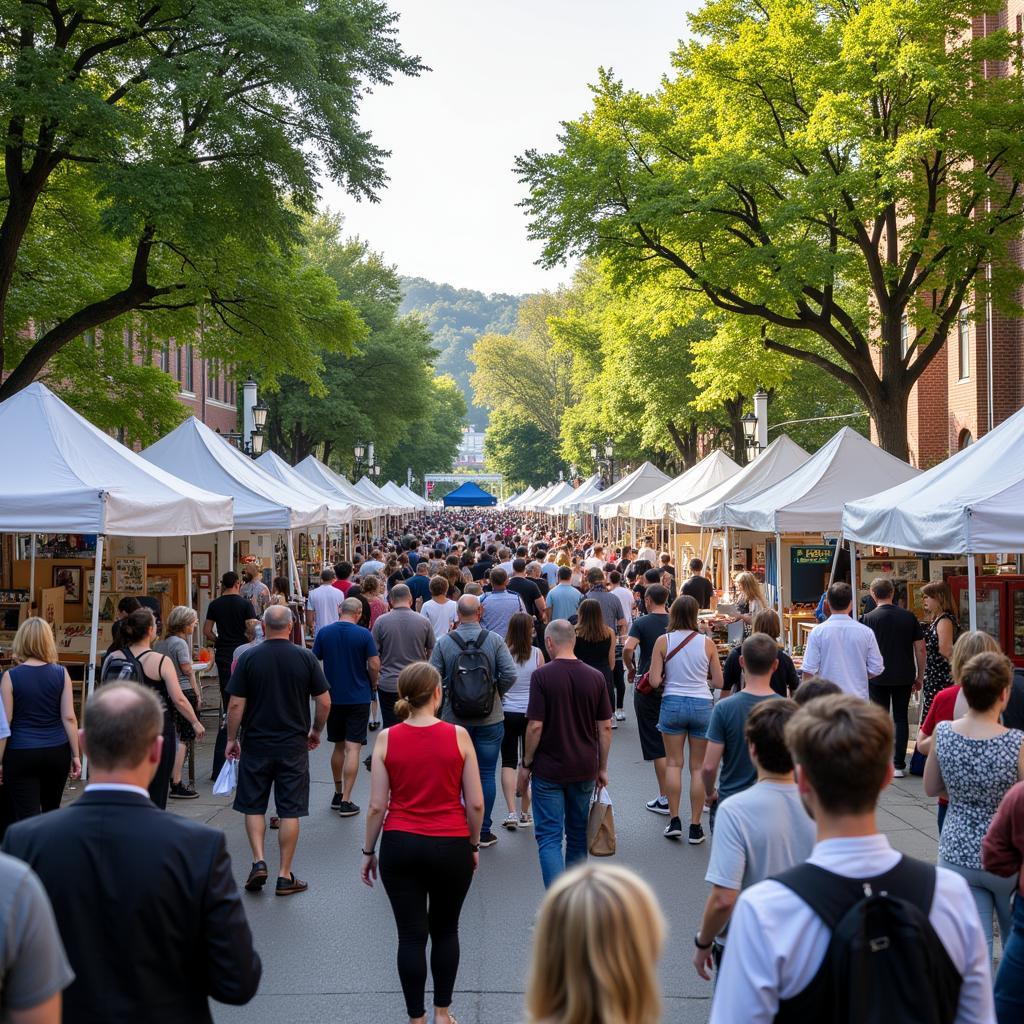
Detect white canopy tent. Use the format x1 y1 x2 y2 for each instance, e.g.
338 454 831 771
255 451 354 527
505 486 537 509
671 435 810 527
843 404 1024 629
551 474 603 514
292 456 383 520
399 484 430 508
0 384 234 700
531 481 574 512
591 462 672 518
354 475 400 514
722 428 919 534
625 450 741 521
378 480 416 512
522 482 559 511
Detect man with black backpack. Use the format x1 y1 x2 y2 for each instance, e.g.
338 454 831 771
431 594 517 849
709 694 994 1024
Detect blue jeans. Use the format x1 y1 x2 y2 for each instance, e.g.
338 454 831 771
464 721 503 834
996 893 1024 1024
531 775 594 888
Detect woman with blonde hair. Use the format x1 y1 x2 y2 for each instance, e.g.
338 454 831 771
526 863 665 1024
155 605 201 800
920 580 958 722
359 574 388 629
0 617 81 818
733 571 768 629
362 662 484 1024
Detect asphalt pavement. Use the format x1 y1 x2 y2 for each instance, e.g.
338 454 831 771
144 703 943 1024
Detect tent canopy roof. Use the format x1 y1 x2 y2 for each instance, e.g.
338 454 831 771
588 462 672 517
0 383 234 536
292 457 382 519
626 450 741 520
444 481 498 506
552 473 603 513
142 418 326 531
254 451 353 526
671 435 810 527
722 427 918 534
843 404 1024 553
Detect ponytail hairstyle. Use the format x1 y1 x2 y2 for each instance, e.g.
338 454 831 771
394 662 442 721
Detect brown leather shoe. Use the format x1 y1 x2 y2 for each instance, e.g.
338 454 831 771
275 873 308 896
244 861 268 892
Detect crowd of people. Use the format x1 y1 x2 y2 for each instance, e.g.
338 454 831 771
0 512 1023 1023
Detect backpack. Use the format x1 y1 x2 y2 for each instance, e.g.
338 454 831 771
100 647 146 684
771 857 961 1024
445 629 495 719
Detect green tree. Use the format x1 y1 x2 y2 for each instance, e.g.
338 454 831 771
0 0 422 399
484 408 565 490
517 0 1024 458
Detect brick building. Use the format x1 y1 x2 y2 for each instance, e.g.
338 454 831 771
906 4 1024 466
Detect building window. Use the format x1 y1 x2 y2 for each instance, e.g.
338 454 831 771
206 360 216 399
959 429 974 451
957 308 970 381
159 340 169 374
184 344 193 392
900 315 909 357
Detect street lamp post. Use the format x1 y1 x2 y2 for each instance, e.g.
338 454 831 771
224 379 268 457
590 435 615 486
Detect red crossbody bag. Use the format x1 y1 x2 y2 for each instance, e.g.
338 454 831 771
635 630 698 695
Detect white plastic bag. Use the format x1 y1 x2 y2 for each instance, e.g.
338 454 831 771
212 759 237 796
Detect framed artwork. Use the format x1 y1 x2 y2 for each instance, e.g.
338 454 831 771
52 566 82 603
191 551 211 572
198 574 211 589
85 569 113 598
114 556 147 594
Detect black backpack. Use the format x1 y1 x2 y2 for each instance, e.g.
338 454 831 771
446 630 495 719
99 647 146 684
772 856 961 1024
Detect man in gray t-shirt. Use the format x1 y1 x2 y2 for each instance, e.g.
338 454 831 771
371 584 434 728
0 852 74 1018
692 700 814 981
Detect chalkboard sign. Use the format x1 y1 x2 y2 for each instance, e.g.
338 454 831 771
790 545 835 603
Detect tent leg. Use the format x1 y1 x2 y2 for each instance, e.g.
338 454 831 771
185 536 193 614
227 530 234 578
725 528 732 597
775 533 784 639
287 530 303 600
849 538 857 617
83 535 105 780
828 531 844 587
29 533 36 607
322 524 328 569
967 556 978 631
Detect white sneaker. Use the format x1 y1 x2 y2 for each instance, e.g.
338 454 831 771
893 768 906 778
518 812 533 828
614 711 626 721
646 796 670 816
611 718 618 729
502 812 518 831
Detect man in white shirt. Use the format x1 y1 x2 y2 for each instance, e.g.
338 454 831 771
693 698 814 980
420 576 458 640
636 537 658 563
800 581 884 699
305 568 346 636
709 694 994 1024
582 544 607 571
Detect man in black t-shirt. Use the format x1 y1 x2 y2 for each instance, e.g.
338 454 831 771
623 584 671 814
508 558 547 635
681 558 715 610
862 577 925 777
226 605 330 897
204 571 258 778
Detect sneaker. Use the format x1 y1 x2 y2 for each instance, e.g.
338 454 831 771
502 813 518 831
368 720 381 732
275 873 308 896
337 801 360 817
244 860 269 892
893 767 906 778
688 823 706 845
330 792 343 810
518 812 533 829
269 816 280 830
614 711 626 721
478 831 499 848
664 817 683 840
169 782 199 800
611 718 618 730
363 754 372 773
646 796 670 816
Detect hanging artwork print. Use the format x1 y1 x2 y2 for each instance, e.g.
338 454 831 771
114 556 147 594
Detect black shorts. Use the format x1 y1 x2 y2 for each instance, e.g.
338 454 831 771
327 703 370 745
634 687 665 761
500 711 529 769
233 750 310 818
172 688 199 742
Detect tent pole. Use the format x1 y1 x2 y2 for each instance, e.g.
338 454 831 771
28 533 36 606
828 531 844 587
227 530 234 578
775 533 784 640
967 555 978 632
86 535 104 704
322 523 328 569
848 538 857 617
287 530 302 599
185 536 193 615
725 528 732 597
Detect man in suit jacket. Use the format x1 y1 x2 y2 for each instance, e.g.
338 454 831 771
2 681 261 1024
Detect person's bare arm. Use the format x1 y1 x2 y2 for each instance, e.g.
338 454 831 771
937 617 954 660
597 719 612 787
160 656 204 739
203 619 216 644
649 635 667 688
225 696 246 759
309 691 330 749
366 655 381 687
701 741 724 802
10 992 61 1024
692 886 739 980
59 670 81 777
362 731 391 886
707 638 725 690
913 638 926 690
458 727 484 848
923 741 946 798
623 637 638 681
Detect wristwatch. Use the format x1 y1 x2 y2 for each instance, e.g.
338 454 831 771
694 932 713 950
469 842 480 852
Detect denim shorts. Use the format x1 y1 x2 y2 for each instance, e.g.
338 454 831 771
657 695 713 737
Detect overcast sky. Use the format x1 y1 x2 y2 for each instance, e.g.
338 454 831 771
321 0 700 296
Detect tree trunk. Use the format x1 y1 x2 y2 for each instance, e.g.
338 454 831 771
723 394 748 466
666 419 699 468
870 393 911 462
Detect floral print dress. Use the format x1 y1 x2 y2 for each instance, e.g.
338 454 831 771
922 612 956 722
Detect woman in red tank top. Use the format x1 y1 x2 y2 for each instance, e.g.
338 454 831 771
362 663 484 1024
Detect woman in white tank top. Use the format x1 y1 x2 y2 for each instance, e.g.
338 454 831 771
649 595 724 845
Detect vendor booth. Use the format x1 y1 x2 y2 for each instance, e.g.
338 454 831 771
443 481 498 507
589 462 671 519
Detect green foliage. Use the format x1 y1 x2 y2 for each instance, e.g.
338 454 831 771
517 0 1024 456
399 277 523 428
0 0 423 399
484 409 566 490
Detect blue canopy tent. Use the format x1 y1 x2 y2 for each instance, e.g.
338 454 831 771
443 481 498 507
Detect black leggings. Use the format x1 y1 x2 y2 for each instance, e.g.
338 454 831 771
612 660 625 710
3 743 70 820
379 830 475 1018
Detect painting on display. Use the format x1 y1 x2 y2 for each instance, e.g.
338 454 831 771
114 556 146 594
52 566 82 603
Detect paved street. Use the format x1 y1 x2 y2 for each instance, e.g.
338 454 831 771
119 705 945 1024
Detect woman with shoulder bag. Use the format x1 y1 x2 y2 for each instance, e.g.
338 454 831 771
649 596 724 846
